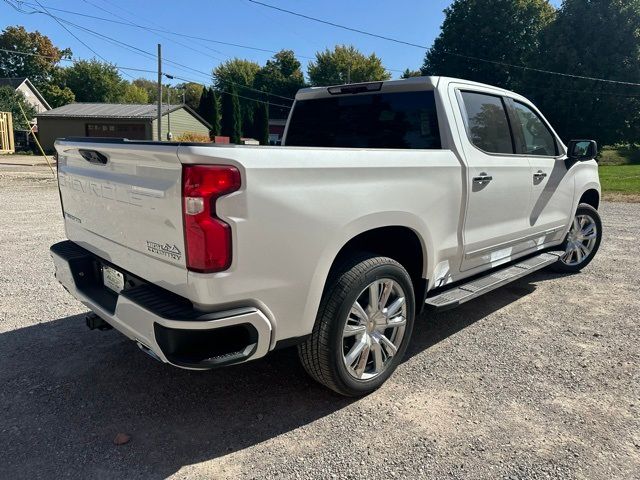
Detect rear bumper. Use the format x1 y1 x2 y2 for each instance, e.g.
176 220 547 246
50 241 272 369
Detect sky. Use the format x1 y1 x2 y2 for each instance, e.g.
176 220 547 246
1 0 563 86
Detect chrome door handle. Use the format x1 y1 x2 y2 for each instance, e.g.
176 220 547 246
473 172 493 185
533 170 547 179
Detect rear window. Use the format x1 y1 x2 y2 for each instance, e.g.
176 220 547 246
285 91 441 149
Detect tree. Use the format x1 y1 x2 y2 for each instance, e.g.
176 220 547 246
401 69 422 79
0 26 74 107
0 26 71 85
421 0 555 90
252 100 269 145
197 87 221 136
0 86 37 130
178 82 204 111
208 88 221 137
532 0 640 145
213 58 260 139
38 82 75 108
122 83 149 103
221 87 241 143
213 58 261 92
254 50 305 118
61 59 126 102
307 45 391 86
131 78 180 104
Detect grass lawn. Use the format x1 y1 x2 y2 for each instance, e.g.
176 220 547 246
596 146 640 202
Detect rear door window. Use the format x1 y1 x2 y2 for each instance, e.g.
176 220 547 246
460 91 514 154
285 91 441 149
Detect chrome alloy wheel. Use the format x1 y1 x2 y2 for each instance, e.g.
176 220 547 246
561 214 598 266
342 279 407 380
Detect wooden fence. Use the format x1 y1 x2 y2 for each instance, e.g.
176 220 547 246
0 112 15 154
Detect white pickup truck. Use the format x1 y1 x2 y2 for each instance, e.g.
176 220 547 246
51 76 602 396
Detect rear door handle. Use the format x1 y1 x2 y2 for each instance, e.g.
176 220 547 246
473 172 493 185
533 170 547 179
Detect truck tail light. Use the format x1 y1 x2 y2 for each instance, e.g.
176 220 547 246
182 165 241 273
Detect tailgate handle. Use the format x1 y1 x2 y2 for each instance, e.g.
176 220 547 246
79 149 108 165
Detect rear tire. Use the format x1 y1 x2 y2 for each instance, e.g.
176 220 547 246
298 254 415 397
550 203 602 273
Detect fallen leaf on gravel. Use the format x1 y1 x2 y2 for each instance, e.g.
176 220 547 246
113 433 131 445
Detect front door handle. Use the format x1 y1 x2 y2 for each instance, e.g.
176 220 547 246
473 172 493 185
533 170 548 179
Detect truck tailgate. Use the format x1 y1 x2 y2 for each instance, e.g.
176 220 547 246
56 140 188 293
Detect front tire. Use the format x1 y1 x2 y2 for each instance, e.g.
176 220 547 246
298 254 415 397
550 203 602 273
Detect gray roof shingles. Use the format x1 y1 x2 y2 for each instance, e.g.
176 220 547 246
37 103 183 119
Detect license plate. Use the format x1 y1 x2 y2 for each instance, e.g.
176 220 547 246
102 265 125 293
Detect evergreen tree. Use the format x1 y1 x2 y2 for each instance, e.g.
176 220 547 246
221 87 242 143
197 87 209 119
231 87 242 144
209 88 221 137
253 100 270 145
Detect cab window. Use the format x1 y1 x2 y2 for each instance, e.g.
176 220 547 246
512 101 557 156
460 91 514 154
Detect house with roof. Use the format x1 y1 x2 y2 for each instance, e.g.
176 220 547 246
0 77 51 117
36 103 211 151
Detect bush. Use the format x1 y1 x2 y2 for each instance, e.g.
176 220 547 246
174 132 211 143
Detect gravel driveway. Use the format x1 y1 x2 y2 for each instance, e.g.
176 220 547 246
0 166 638 480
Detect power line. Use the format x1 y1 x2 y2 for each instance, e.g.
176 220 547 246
30 0 134 79
0 47 158 74
169 74 291 109
16 0 312 60
80 0 229 64
12 3 297 101
247 0 640 88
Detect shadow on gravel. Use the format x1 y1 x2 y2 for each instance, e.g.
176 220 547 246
0 270 567 479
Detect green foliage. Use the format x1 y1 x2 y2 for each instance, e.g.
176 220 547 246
179 82 204 111
307 45 391 86
0 26 74 108
0 85 37 130
209 88 221 137
60 59 126 102
254 50 304 119
0 26 72 85
401 69 422 79
213 58 261 91
122 83 149 104
421 0 555 89
253 100 269 145
531 0 640 145
231 88 242 144
213 58 260 137
221 87 242 143
197 87 221 136
597 145 640 166
131 78 181 104
38 82 75 108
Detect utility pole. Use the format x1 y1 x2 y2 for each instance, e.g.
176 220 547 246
166 86 172 140
156 43 162 141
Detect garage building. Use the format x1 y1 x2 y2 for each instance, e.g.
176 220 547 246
37 103 211 151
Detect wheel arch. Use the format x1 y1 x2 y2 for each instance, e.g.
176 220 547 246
578 188 600 210
301 215 432 336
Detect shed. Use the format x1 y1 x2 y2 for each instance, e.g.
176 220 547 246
36 103 211 151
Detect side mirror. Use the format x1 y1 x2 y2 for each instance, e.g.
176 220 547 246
567 139 598 162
